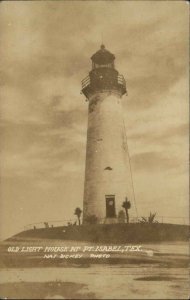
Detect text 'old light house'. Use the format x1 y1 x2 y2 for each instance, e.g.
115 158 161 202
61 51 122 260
81 45 135 224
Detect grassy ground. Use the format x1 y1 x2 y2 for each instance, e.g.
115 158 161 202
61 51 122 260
10 223 189 244
0 263 189 299
0 281 96 299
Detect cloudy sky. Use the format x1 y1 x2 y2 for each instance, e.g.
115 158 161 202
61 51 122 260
0 1 189 239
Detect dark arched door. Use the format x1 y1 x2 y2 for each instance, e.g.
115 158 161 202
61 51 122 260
105 195 116 218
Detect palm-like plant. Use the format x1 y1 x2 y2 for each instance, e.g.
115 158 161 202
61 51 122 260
122 197 131 223
74 207 82 225
140 212 158 224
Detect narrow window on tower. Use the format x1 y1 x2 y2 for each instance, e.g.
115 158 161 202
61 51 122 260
104 166 113 170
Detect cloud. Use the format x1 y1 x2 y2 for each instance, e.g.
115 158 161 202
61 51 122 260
123 38 187 109
131 151 182 172
128 123 188 144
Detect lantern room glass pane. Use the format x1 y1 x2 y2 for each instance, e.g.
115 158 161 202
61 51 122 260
92 62 114 69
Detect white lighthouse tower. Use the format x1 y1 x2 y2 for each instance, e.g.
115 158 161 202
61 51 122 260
82 45 136 224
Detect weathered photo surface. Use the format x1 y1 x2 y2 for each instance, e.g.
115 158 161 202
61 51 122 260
0 1 189 299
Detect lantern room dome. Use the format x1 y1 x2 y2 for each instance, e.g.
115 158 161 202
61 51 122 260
91 45 115 65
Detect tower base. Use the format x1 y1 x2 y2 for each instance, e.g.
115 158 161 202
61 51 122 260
103 218 118 224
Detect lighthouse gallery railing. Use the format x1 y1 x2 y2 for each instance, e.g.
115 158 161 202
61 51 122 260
81 74 126 90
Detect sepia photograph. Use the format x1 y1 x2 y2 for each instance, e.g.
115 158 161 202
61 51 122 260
0 0 189 299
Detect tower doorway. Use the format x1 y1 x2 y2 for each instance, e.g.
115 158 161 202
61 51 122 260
105 195 116 218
